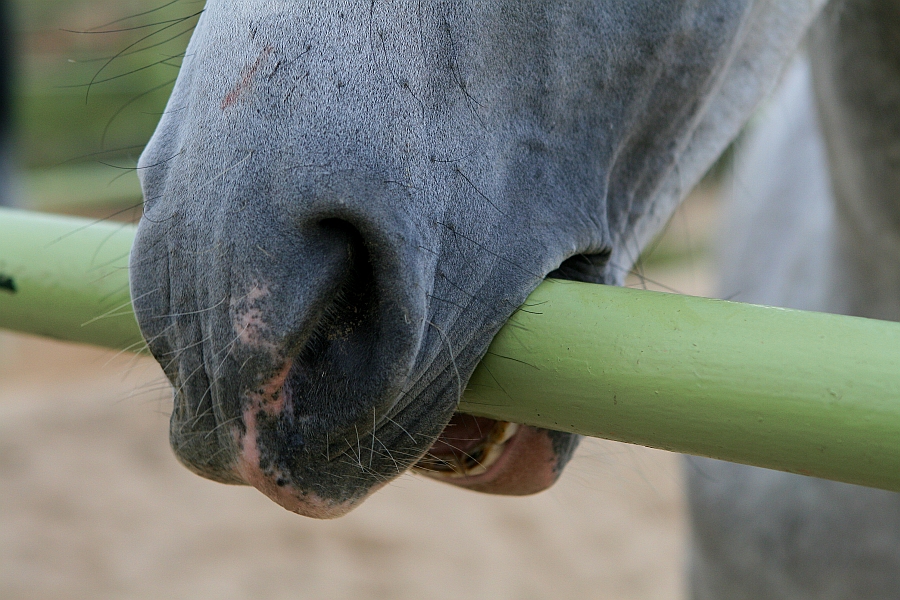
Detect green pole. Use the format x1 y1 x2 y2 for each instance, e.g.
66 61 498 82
3 207 900 491
0 207 145 352
461 282 900 491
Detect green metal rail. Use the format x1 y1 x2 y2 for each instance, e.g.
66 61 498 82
0 208 142 352
3 207 900 491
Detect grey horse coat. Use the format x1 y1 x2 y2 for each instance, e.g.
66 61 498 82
688 2 900 598
130 0 825 519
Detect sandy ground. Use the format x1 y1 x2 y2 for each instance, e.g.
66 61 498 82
0 193 718 600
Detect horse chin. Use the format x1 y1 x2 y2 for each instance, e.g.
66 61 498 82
412 414 563 495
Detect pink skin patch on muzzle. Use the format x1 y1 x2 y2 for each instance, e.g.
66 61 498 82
235 418 360 519
228 282 386 518
232 283 278 352
233 360 373 518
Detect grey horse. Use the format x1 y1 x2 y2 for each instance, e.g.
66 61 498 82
129 0 897 596
689 3 900 598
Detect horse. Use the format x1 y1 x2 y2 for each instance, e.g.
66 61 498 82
688 3 900 597
129 0 898 596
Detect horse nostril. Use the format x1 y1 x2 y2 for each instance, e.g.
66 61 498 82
547 251 612 284
295 218 378 364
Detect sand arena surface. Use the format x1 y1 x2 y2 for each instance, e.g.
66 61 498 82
0 193 715 599
0 333 684 599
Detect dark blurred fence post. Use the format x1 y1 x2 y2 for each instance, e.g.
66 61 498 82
0 0 13 207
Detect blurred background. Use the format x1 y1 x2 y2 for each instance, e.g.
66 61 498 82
11 0 199 217
1 1 723 598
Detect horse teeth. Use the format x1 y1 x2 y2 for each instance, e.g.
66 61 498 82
492 421 519 444
413 421 521 479
471 440 504 472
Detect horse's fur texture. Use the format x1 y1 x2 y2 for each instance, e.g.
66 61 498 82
689 2 900 597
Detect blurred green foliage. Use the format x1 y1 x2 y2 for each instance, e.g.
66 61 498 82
11 0 200 213
7 0 719 270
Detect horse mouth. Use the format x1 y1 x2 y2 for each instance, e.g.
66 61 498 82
413 416 519 477
412 414 562 495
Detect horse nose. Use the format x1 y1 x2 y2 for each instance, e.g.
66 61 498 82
221 209 428 514
133 186 430 505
